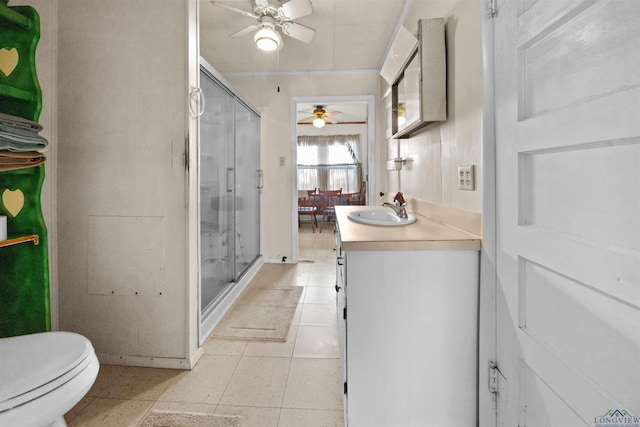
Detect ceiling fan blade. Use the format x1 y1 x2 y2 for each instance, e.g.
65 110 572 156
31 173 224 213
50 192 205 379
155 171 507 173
299 115 316 121
211 1 259 19
279 0 312 20
280 22 315 44
230 25 259 38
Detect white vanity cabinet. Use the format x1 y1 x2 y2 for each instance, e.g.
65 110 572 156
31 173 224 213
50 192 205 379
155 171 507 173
335 231 347 418
335 206 480 427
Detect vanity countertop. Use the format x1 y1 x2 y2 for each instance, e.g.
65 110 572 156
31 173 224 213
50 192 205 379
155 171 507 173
335 205 481 251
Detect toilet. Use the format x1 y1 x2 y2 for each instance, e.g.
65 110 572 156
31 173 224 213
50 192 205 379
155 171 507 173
0 331 99 427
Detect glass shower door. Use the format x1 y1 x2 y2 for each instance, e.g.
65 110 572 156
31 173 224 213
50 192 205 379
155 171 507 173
200 70 235 315
234 99 261 275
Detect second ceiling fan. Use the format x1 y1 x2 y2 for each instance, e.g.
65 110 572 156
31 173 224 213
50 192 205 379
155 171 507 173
301 106 339 128
211 0 315 51
298 105 366 128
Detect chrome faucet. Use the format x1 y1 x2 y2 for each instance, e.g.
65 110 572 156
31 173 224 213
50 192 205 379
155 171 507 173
382 192 408 218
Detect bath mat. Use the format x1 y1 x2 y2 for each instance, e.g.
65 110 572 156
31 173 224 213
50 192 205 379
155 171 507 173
211 285 303 341
138 410 242 427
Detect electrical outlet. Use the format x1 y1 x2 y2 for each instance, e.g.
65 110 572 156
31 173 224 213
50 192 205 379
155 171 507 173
279 156 286 166
458 165 475 191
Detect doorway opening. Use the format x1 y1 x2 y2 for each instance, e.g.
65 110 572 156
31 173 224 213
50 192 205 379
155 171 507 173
290 96 376 262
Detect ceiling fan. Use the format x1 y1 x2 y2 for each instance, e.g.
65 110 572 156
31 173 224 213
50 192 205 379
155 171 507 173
298 106 342 128
211 0 315 51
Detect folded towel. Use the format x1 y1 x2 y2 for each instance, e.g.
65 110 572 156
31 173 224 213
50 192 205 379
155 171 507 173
0 112 43 133
0 150 46 171
0 123 48 152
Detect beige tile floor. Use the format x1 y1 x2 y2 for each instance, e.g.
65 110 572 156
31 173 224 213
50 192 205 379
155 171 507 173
65 226 343 427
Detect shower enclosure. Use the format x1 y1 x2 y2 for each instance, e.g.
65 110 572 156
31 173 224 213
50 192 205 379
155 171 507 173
199 60 261 341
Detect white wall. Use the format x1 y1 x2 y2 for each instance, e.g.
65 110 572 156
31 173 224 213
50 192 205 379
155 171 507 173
385 0 482 213
222 73 381 261
11 0 203 369
55 0 200 368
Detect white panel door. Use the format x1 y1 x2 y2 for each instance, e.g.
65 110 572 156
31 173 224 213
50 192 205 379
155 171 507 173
494 0 640 425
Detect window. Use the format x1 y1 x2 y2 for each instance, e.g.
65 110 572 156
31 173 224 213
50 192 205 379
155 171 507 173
297 135 361 193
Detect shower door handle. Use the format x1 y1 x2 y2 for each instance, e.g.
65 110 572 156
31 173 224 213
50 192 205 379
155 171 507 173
256 169 264 189
227 168 234 193
189 87 204 117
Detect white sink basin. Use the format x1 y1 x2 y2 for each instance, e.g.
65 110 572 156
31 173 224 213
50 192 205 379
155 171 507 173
347 209 417 226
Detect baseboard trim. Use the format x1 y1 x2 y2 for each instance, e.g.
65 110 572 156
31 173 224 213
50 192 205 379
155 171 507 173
266 258 295 264
96 352 200 370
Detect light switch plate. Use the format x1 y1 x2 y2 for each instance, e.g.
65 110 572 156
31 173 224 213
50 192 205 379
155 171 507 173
458 165 475 191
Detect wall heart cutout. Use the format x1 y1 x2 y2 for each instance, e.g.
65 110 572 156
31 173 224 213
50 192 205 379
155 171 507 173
1 189 25 218
0 48 19 77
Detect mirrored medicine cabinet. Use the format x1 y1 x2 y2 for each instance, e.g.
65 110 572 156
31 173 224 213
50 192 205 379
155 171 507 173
391 18 447 139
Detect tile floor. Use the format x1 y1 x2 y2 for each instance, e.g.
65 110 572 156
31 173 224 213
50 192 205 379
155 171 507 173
65 226 343 427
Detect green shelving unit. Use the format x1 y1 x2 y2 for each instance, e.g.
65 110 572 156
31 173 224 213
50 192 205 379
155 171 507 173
0 2 49 337
0 3 42 122
0 165 50 336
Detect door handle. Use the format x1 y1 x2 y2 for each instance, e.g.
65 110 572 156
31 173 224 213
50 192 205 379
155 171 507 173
227 168 234 193
256 169 264 189
189 87 204 117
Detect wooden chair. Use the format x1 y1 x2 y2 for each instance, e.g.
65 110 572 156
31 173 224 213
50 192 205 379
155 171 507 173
357 181 366 205
315 190 341 229
346 182 366 205
318 188 342 196
336 193 353 206
297 197 317 233
318 191 350 233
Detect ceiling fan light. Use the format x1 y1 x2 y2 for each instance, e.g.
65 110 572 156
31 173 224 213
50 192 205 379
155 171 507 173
313 118 325 128
255 27 280 51
397 103 406 126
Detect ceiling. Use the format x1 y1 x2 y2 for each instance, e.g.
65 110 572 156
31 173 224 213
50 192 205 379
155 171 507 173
199 0 409 75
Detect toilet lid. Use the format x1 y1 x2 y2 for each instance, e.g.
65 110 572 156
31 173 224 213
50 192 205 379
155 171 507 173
0 331 95 410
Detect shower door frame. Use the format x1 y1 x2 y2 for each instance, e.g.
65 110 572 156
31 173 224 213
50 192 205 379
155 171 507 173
198 58 262 344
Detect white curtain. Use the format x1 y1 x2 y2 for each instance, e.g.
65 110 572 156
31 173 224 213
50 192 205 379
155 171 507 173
298 167 319 192
297 135 361 192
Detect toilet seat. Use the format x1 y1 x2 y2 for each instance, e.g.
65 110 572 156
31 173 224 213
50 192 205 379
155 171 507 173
0 331 97 413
